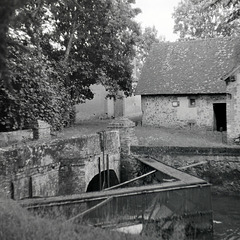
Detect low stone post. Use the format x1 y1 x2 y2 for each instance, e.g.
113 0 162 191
33 120 51 140
107 117 138 154
108 117 139 183
225 72 240 144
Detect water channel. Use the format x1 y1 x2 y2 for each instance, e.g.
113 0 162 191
212 195 240 239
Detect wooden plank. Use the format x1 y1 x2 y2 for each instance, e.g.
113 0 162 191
178 161 208 170
132 155 206 185
20 182 210 209
104 170 157 191
66 197 114 223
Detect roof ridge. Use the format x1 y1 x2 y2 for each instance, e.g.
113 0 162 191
153 35 240 46
136 36 239 95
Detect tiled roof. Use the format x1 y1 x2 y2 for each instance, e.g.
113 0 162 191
135 37 240 95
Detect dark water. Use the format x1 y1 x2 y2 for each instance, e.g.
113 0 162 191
212 195 240 239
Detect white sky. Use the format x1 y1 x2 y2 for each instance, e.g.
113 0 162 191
134 0 182 41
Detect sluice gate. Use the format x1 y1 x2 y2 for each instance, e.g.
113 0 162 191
20 156 213 239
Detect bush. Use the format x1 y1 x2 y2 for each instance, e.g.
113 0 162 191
0 43 72 132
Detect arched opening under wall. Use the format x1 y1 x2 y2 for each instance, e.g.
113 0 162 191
86 170 119 192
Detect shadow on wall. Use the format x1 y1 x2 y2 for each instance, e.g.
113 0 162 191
86 170 119 192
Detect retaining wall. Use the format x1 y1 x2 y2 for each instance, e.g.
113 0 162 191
131 145 240 195
0 131 120 199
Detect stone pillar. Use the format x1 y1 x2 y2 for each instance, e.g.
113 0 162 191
33 120 51 140
226 72 240 144
108 117 139 183
107 117 138 154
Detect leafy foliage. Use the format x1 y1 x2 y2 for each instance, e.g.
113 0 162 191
0 0 28 92
1 0 141 131
173 0 240 40
208 0 240 23
135 26 161 79
3 42 71 130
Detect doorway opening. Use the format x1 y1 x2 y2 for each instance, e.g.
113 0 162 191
10 182 14 199
86 170 119 192
213 103 227 131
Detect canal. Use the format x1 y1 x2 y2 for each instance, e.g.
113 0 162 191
213 195 240 239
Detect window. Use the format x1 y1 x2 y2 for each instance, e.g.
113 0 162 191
172 101 179 107
189 98 196 107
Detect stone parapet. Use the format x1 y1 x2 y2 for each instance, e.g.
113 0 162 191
0 130 33 147
0 131 120 199
33 120 51 140
131 145 240 195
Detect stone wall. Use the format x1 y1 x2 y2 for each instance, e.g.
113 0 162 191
0 129 33 147
226 72 240 143
108 117 138 154
131 145 240 195
0 120 52 147
75 84 114 121
0 131 120 199
141 94 226 129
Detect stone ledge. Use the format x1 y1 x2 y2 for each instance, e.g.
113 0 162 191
0 129 33 147
131 145 240 156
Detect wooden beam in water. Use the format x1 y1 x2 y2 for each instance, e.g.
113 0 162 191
133 155 206 185
104 158 207 191
178 161 208 170
104 170 157 191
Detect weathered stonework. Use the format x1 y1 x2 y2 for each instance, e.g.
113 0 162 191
0 130 33 147
226 72 240 143
0 131 120 199
107 118 140 184
141 94 226 129
108 117 138 154
0 120 52 148
33 120 51 140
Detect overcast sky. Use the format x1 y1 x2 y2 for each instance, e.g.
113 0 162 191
134 0 182 41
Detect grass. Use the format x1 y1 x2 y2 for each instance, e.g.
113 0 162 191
58 118 233 148
135 125 228 147
0 194 157 240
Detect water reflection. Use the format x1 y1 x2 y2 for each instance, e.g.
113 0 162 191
212 195 240 240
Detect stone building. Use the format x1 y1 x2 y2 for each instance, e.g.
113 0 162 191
75 84 141 122
135 36 240 142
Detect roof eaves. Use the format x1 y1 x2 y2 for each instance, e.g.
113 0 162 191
220 65 240 81
138 92 226 96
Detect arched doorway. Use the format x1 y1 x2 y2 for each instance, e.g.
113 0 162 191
87 170 119 192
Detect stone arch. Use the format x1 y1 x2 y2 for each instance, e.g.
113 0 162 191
86 170 119 192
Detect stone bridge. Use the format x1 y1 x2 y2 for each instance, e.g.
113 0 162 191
0 130 121 200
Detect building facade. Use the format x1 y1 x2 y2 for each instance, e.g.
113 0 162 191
141 94 226 130
136 37 240 142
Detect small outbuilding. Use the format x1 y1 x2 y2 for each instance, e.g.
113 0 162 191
135 36 240 143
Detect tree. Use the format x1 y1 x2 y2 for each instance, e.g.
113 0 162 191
172 0 240 40
135 26 161 79
0 0 28 91
208 0 240 23
1 0 141 131
43 0 141 98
